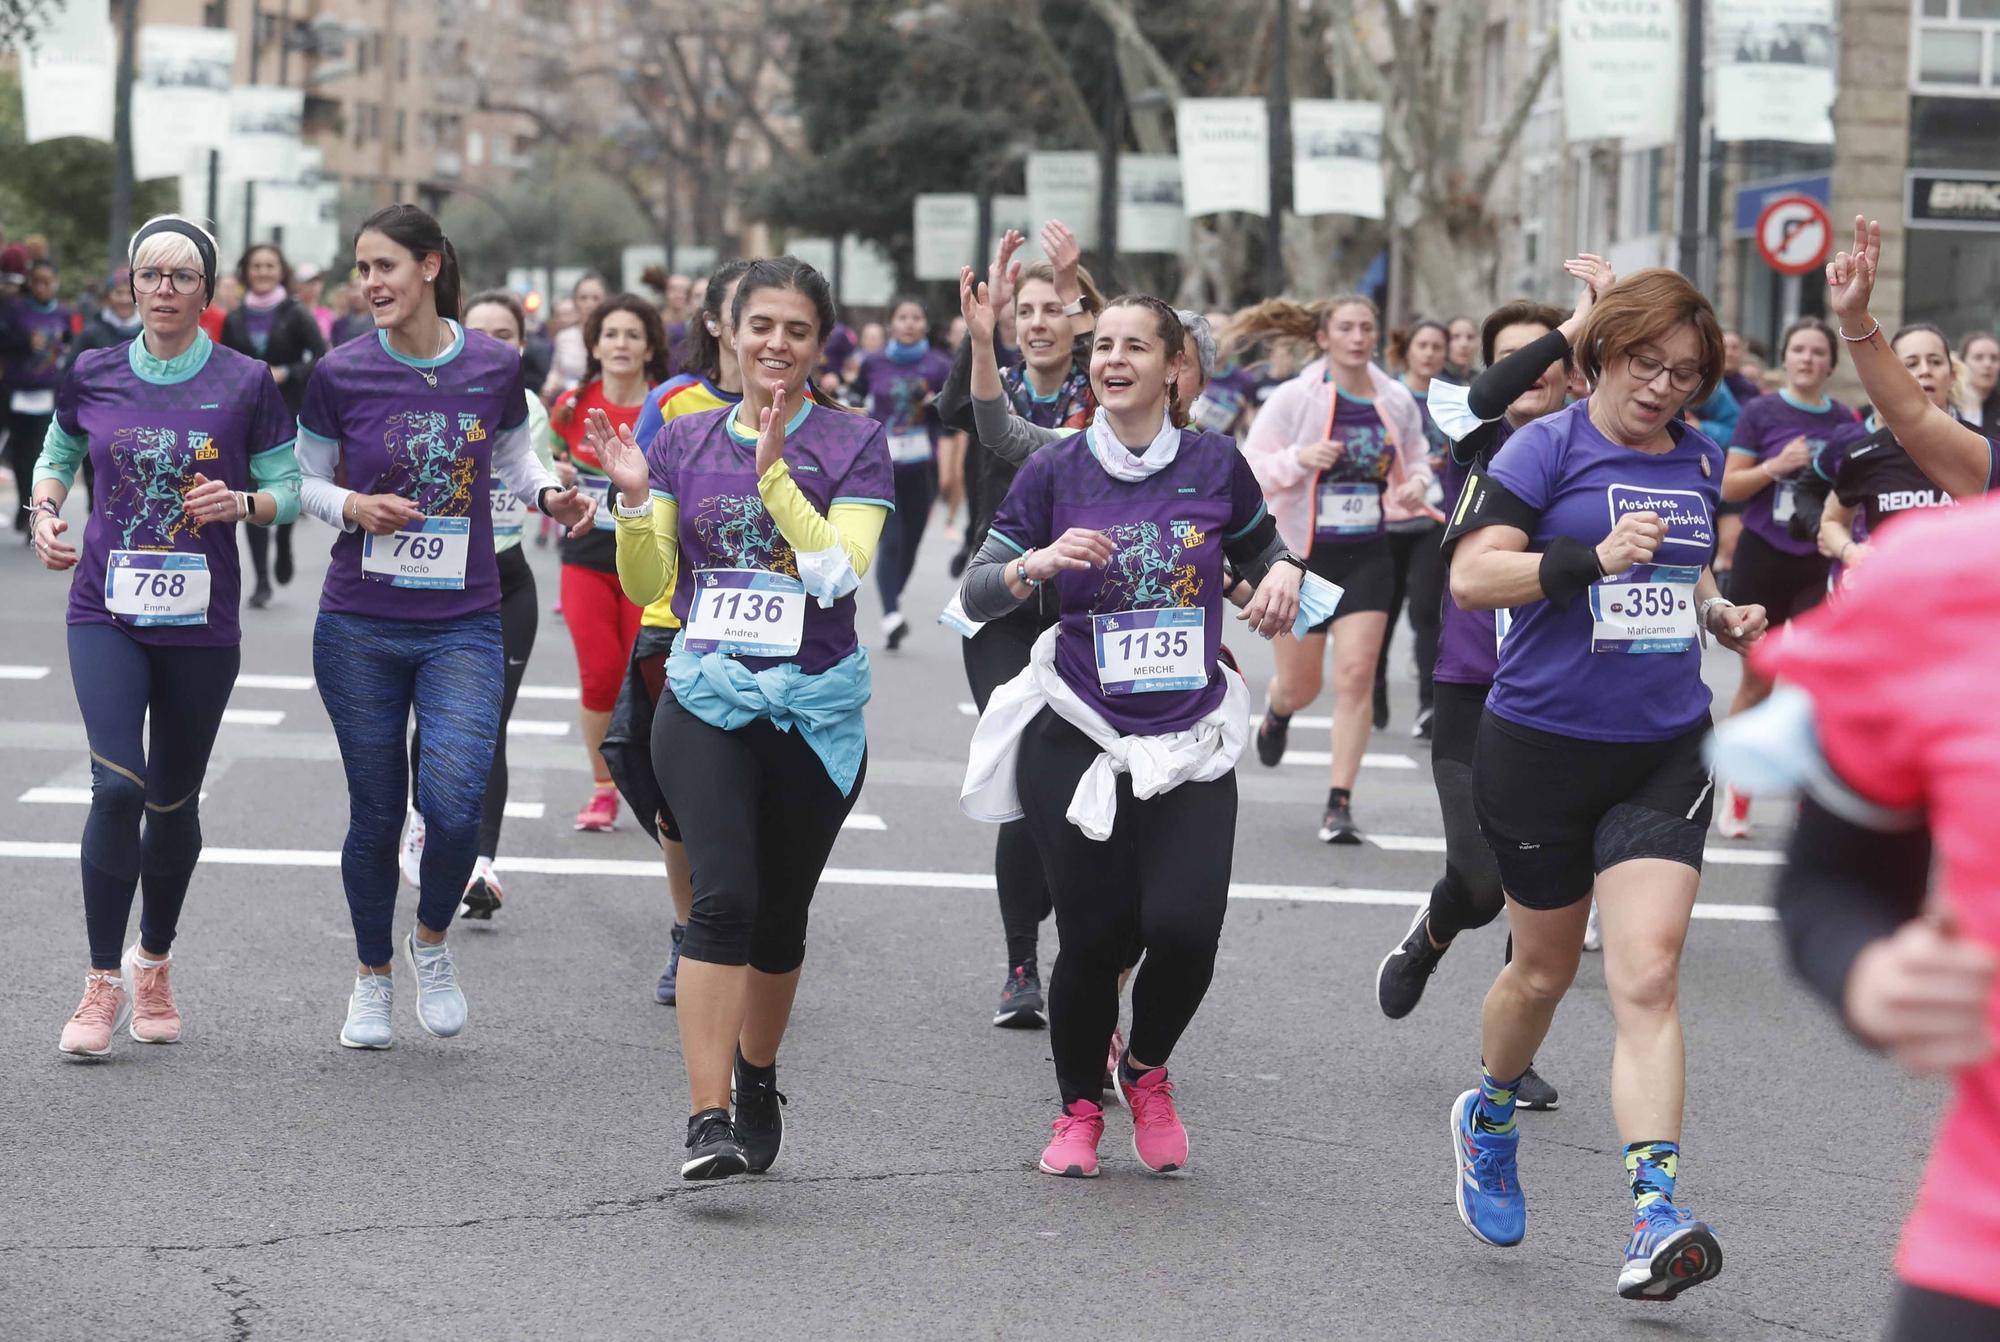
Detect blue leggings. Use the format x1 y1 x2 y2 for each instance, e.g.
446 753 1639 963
68 624 240 970
314 610 502 967
875 459 937 616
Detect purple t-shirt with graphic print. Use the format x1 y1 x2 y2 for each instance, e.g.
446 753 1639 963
56 339 293 647
853 348 952 455
646 402 895 675
1309 388 1396 549
1484 401 1723 743
1728 390 1863 555
1432 421 1512 687
298 325 529 621
986 428 1267 736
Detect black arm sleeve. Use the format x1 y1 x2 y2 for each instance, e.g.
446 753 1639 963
936 335 978 432
1777 796 1932 1019
1220 512 1286 588
1466 328 1571 422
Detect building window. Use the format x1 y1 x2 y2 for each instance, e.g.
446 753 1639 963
1913 0 2000 94
1481 23 1507 127
395 109 406 153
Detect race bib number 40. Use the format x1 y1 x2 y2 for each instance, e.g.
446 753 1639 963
1589 563 1700 654
685 569 805 658
105 551 210 627
1094 608 1206 695
361 517 471 590
1315 480 1383 539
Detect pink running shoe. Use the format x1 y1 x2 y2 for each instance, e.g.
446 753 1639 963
574 785 619 833
122 945 182 1044
1716 784 1752 839
1103 1027 1126 1106
1114 1065 1189 1174
1038 1099 1105 1178
58 972 131 1057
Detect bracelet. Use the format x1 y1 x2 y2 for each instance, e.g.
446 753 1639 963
611 494 650 520
1837 320 1880 344
1838 541 1855 563
239 491 254 523
1277 553 1308 575
26 497 58 520
536 486 558 518
1015 553 1042 588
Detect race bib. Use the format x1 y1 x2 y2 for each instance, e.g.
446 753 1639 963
490 484 528 544
887 428 933 464
105 551 210 627
1315 480 1383 539
1093 607 1206 695
1771 479 1796 525
684 569 805 658
9 388 55 416
573 473 616 530
1190 388 1243 435
1588 563 1700 654
361 517 471 589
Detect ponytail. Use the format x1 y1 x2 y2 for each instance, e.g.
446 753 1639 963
1226 293 1379 358
435 237 463 322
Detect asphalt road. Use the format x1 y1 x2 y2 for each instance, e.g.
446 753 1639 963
0 500 1940 1341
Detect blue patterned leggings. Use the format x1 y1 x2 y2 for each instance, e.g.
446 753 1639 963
315 610 502 966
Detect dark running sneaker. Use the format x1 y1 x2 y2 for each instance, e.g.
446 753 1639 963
682 1108 747 1181
993 961 1047 1029
458 860 502 921
1373 681 1391 730
655 924 685 1006
1515 1064 1559 1112
733 1058 788 1174
1376 901 1449 1019
1619 1202 1722 1301
1255 710 1291 768
1318 801 1363 844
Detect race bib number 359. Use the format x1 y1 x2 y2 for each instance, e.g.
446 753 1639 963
362 517 471 589
1094 607 1207 695
685 569 805 658
105 551 210 627
1589 563 1700 654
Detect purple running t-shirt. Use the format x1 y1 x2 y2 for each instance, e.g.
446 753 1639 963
298 325 529 621
1432 421 1513 687
852 348 951 463
1309 388 1396 549
646 401 894 675
1483 401 1723 743
1728 390 1862 556
986 427 1267 736
55 338 293 647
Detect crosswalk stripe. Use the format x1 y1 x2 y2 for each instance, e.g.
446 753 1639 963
234 673 315 691
0 665 52 680
517 686 580 702
1283 751 1420 770
506 720 570 736
1365 832 1785 866
843 813 887 831
221 709 286 726
502 801 545 820
0 840 1777 922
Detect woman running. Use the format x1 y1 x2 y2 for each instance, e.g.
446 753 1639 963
219 242 326 609
1375 319 1450 738
1443 268 1765 1301
1444 316 1479 381
604 258 752 1005
1237 295 1432 843
296 204 593 1050
595 256 893 1180
1712 315 1861 838
549 294 671 832
4 256 75 532
543 271 607 397
1958 330 1999 436
939 228 1099 1027
958 295 1304 1178
851 293 952 649
30 216 299 1055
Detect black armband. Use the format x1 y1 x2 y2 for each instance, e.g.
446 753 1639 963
1538 535 1604 609
1439 470 1540 558
536 486 557 517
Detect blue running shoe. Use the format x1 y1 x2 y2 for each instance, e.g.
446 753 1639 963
1450 1088 1526 1247
655 924 685 1006
1618 1201 1723 1301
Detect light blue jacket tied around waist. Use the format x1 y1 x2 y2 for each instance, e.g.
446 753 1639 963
666 639 871 796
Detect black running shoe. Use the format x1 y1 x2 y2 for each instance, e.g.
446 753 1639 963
1515 1063 1559 1112
682 1108 748 1181
1372 681 1390 730
458 872 501 921
248 579 273 610
884 612 909 650
1255 710 1290 768
1318 801 1362 844
993 960 1047 1029
1411 706 1434 741
733 1060 788 1174
1375 902 1449 1019
274 537 294 586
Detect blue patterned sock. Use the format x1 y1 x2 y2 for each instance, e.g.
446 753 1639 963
1473 1067 1523 1135
1624 1140 1680 1210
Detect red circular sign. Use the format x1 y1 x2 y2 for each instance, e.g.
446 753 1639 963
1756 194 1833 276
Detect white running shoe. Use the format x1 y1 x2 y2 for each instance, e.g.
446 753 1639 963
405 933 467 1037
339 974 394 1049
398 810 426 887
1583 901 1603 954
1716 785 1752 840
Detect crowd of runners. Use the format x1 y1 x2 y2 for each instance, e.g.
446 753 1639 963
6 206 1997 1332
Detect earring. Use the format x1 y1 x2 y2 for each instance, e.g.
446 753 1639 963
706 322 720 336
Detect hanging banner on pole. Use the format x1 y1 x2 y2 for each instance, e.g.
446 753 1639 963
913 193 979 281
1558 0 1680 145
841 235 897 307
1290 101 1385 219
1026 152 1101 248
1713 1 1836 145
988 195 1045 263
1175 99 1269 218
1117 155 1188 254
19 0 116 145
226 86 305 183
132 26 238 181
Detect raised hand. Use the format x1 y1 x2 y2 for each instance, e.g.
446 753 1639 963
755 379 791 477
988 229 1026 330
1042 220 1082 297
1564 253 1615 322
959 267 997 347
588 407 650 506
1826 216 1880 324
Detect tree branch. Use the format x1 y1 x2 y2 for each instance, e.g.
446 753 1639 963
1470 32 1559 200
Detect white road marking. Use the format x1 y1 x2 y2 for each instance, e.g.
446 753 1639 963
0 840 1778 921
517 686 581 702
234 673 315 691
503 802 546 820
1364 832 1785 867
506 720 570 736
18 786 210 805
1281 751 1420 770
842 813 887 831
957 702 978 717
221 709 286 726
0 665 53 680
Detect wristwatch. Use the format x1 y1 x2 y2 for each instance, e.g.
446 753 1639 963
1061 297 1087 317
612 494 651 520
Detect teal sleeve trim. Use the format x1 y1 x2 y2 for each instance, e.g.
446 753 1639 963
987 528 1028 556
1726 446 1761 457
249 437 303 525
31 418 88 488
1225 501 1269 542
831 495 895 510
651 488 676 502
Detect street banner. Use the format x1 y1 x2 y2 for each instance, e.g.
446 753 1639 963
1118 155 1188 253
1290 100 1385 219
988 195 1045 263
840 235 897 306
226 86 304 183
913 193 979 281
1027 152 1101 248
1176 99 1269 218
132 26 237 180
1558 0 1680 145
1713 0 1835 144
19 0 116 145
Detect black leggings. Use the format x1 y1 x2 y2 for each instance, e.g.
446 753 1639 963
1425 680 1505 941
1883 1283 2000 1341
1376 522 1443 711
1017 709 1235 1105
652 691 864 972
961 607 1054 967
241 521 294 588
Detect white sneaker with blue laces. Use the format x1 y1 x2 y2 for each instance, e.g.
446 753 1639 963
405 933 467 1038
339 973 394 1049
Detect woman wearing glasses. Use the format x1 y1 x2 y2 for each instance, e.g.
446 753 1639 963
1441 270 1766 1302
28 216 300 1056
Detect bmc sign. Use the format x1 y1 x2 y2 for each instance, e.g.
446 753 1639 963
1907 170 2000 232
